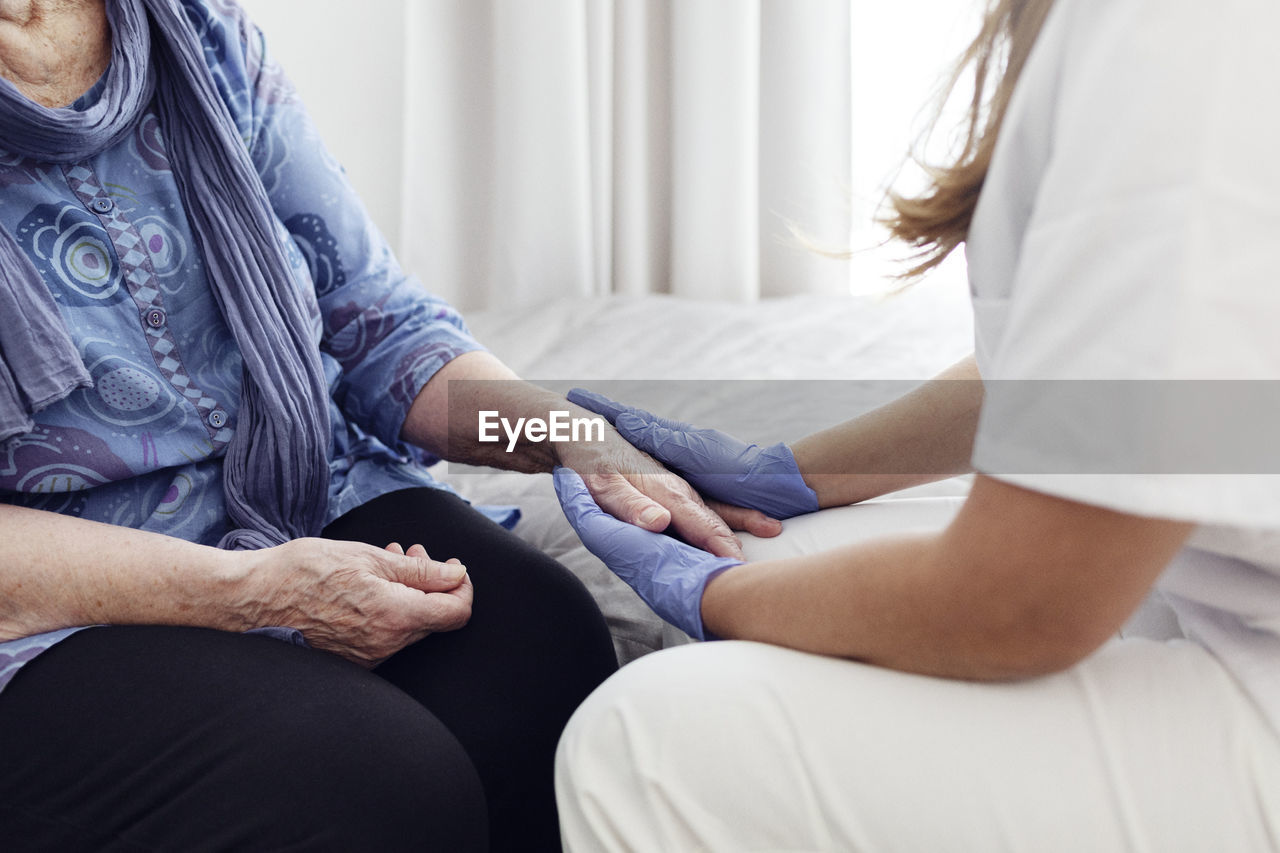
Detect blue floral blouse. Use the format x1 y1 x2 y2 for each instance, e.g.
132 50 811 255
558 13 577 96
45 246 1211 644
0 0 514 692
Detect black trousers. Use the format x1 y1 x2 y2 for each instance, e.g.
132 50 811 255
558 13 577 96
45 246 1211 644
0 488 618 852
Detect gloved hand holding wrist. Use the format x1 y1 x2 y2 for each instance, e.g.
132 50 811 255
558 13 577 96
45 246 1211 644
568 388 819 520
554 467 740 641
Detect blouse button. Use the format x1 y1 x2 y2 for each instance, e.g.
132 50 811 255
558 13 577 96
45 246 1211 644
207 409 229 429
144 308 167 329
90 197 114 214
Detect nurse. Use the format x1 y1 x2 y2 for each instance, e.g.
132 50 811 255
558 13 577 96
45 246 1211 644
552 0 1280 849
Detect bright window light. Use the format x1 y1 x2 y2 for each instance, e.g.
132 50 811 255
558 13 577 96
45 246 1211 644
847 0 980 295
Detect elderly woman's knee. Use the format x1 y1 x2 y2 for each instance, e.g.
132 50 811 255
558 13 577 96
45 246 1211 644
0 627 490 851
220 671 488 850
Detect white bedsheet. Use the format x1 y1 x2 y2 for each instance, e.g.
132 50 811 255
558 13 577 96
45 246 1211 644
434 280 976 662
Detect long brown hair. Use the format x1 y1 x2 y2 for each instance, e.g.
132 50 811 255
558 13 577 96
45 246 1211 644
884 0 1057 278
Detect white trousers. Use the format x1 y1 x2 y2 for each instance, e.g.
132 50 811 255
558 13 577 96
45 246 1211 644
556 498 1280 852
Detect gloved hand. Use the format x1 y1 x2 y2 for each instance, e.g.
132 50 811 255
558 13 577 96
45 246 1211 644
554 467 741 641
568 388 820 520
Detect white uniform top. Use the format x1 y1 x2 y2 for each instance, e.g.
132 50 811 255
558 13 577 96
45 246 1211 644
967 0 1280 723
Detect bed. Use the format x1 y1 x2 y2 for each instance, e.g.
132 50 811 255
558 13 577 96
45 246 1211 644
433 278 978 663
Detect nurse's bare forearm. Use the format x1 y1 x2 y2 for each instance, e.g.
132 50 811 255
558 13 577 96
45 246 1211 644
790 356 981 507
0 503 244 641
701 475 1190 681
700 533 1074 681
701 533 976 673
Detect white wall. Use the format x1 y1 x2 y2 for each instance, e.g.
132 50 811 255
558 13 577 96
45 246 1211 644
238 0 408 255
237 0 974 296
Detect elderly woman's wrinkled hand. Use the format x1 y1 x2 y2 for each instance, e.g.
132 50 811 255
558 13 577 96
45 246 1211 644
566 388 818 537
239 538 473 668
554 417 751 560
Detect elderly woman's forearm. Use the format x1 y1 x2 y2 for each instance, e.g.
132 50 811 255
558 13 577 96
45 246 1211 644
401 351 583 472
0 504 246 640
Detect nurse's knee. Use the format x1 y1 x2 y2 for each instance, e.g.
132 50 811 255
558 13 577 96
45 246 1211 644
557 645 708 850
557 642 817 851
556 642 768 793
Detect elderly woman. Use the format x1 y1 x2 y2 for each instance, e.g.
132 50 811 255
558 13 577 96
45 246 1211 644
554 0 1280 849
0 0 743 850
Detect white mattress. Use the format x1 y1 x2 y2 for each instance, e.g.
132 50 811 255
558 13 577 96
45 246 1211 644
434 279 976 662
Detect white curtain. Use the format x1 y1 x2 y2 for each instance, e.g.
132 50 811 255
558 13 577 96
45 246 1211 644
401 0 853 311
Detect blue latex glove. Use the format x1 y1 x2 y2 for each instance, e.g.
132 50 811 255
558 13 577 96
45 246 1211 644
568 388 820 520
554 467 741 641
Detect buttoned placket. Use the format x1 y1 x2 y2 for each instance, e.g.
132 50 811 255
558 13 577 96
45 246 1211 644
63 163 234 448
